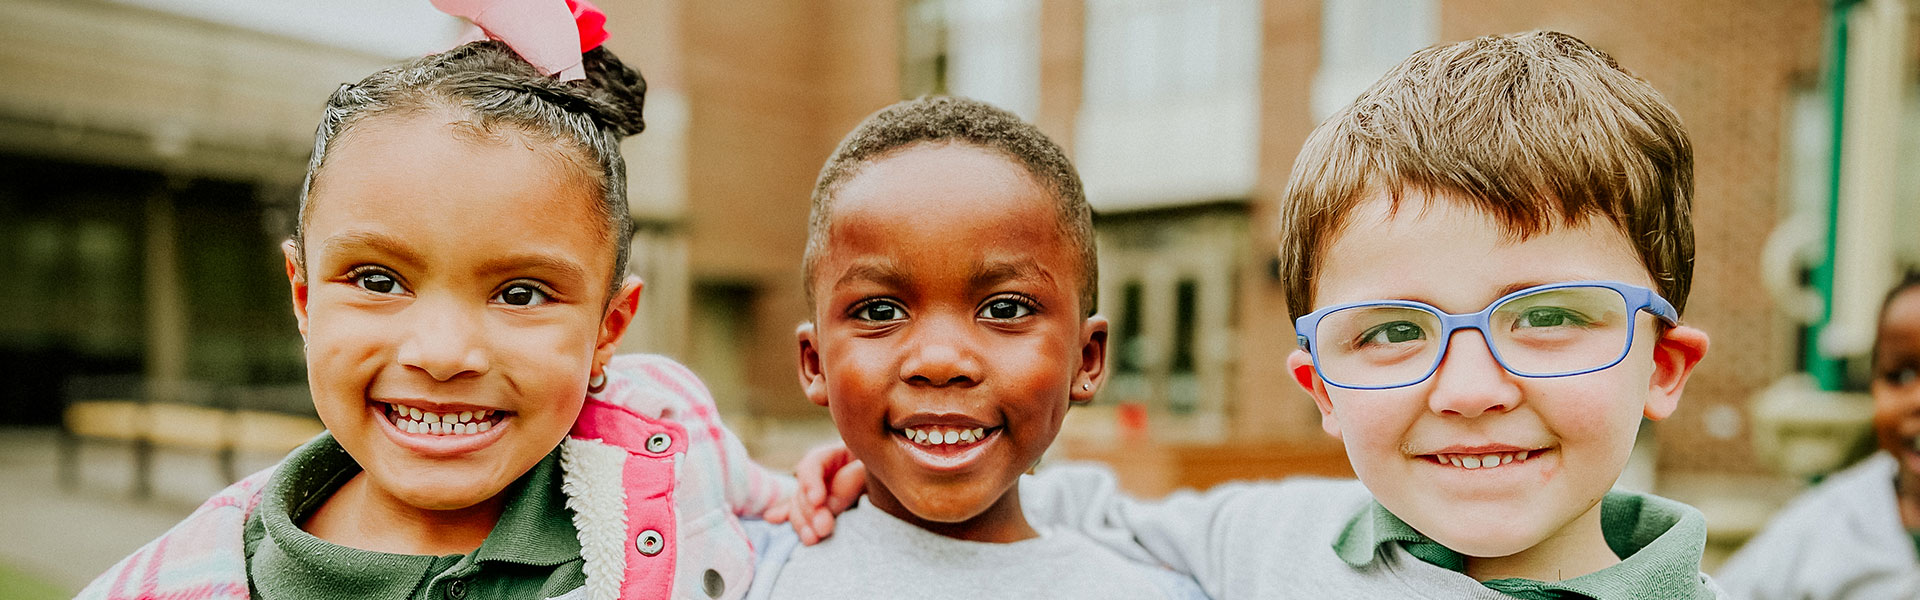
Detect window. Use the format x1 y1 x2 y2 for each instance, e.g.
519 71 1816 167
1115 281 1146 374
1077 0 1262 210
690 282 758 415
1090 205 1248 441
1169 279 1200 414
1312 0 1438 120
902 0 1041 119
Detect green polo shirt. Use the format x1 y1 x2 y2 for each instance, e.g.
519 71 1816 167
1332 491 1716 600
242 434 587 600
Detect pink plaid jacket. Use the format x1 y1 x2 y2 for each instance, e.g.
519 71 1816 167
78 354 793 600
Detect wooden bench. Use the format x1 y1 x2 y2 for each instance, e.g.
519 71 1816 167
61 376 323 498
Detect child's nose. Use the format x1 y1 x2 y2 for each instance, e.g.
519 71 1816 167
395 297 491 381
899 319 981 388
1425 328 1521 418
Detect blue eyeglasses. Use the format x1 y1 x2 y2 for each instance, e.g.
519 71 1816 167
1293 281 1677 390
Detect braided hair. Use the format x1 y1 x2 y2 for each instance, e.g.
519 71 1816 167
294 40 647 297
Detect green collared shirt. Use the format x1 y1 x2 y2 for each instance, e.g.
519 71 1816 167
242 434 587 600
1332 491 1716 600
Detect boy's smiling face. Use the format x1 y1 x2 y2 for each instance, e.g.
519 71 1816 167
1286 190 1708 567
1872 287 1920 496
798 142 1106 543
290 111 637 518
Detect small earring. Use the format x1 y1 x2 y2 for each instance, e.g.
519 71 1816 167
1082 383 1091 391
588 370 607 393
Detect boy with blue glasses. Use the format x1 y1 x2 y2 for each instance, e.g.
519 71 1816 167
781 30 1721 598
1295 280 1679 391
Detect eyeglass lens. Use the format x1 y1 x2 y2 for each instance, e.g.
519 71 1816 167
1313 286 1634 388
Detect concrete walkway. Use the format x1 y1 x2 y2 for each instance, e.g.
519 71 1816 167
0 426 285 595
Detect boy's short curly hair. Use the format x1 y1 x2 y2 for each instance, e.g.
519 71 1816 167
803 96 1098 316
1278 30 1694 319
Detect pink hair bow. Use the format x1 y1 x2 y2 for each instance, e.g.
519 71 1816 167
431 0 610 81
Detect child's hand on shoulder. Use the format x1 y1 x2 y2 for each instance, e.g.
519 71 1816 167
762 441 866 545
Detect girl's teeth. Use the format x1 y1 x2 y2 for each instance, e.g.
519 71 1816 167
389 404 499 436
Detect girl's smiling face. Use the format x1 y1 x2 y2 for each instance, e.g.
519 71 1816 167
291 109 637 516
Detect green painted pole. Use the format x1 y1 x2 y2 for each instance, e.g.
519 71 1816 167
1808 0 1857 390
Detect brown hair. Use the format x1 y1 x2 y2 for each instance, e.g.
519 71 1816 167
1277 30 1693 319
803 96 1097 316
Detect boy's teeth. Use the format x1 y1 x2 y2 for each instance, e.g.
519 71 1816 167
1437 451 1535 469
902 426 993 447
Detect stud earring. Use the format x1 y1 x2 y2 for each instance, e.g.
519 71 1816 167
588 370 607 393
1082 382 1091 391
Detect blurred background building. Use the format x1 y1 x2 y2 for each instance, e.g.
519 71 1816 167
1 0 1915 595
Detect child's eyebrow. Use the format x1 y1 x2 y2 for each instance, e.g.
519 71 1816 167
833 260 910 290
477 254 591 285
970 259 1051 290
975 259 1052 284
320 230 423 268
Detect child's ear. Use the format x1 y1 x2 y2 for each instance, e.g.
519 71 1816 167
1644 324 1710 420
282 240 310 338
1286 349 1342 439
592 276 645 367
1070 316 1110 405
796 322 829 407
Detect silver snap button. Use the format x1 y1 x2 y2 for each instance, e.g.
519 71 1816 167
703 568 724 598
645 432 672 453
635 529 664 556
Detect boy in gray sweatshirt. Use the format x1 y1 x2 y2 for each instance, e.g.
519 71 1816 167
780 30 1723 600
1716 274 1920 599
746 96 1203 600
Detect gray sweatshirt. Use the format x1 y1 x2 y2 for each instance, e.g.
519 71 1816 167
1716 452 1920 599
743 499 1206 599
1016 463 1725 600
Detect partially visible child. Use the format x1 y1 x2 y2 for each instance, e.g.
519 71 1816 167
80 4 788 600
1716 272 1920 599
786 31 1720 599
744 96 1202 599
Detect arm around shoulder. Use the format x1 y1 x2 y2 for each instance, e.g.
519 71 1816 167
1021 463 1366 593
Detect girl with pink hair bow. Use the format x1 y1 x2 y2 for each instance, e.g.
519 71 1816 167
79 3 791 599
